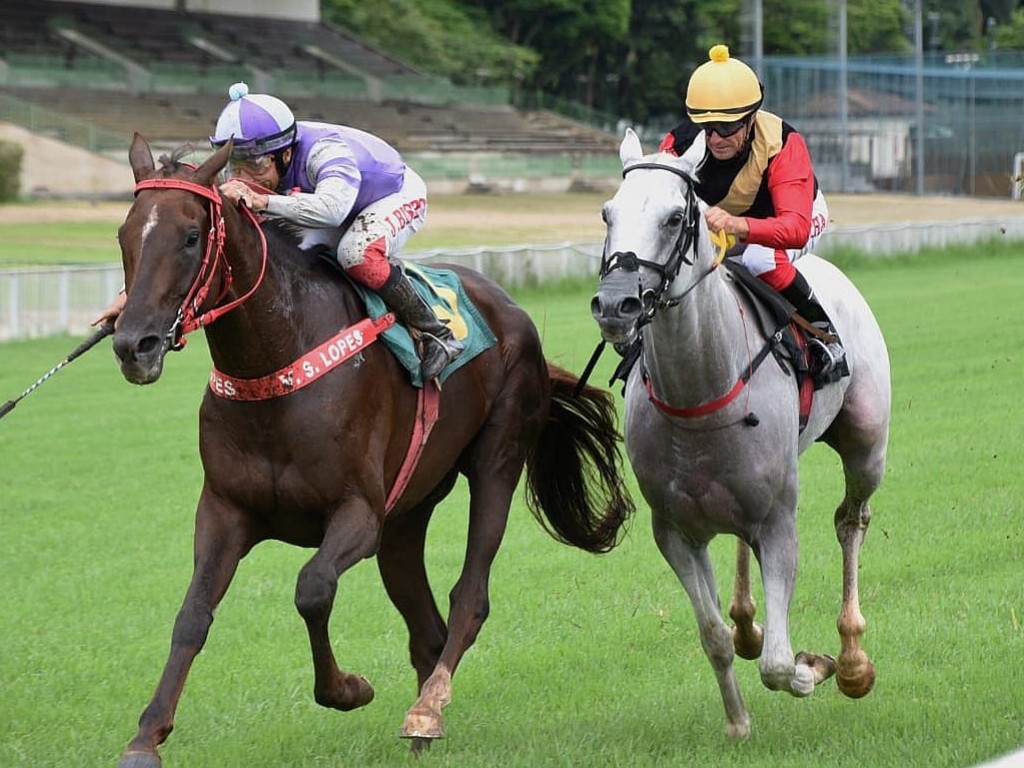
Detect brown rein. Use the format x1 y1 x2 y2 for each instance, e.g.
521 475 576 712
133 178 268 348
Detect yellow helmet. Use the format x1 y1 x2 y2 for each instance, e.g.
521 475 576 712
685 44 763 123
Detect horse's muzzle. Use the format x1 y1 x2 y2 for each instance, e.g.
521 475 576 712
591 271 644 346
113 329 170 385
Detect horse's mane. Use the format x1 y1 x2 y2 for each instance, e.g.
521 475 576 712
259 219 350 286
156 145 198 174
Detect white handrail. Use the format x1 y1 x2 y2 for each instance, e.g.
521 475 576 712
3 216 1024 341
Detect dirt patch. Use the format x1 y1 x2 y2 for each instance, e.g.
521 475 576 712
2 192 1022 232
0 201 131 224
825 193 1024 227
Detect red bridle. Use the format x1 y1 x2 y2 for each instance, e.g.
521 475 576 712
133 178 268 349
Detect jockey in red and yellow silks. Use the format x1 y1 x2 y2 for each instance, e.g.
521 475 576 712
660 45 843 376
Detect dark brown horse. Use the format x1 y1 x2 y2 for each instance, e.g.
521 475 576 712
111 134 634 768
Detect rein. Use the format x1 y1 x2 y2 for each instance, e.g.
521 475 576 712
593 159 774 422
133 178 268 349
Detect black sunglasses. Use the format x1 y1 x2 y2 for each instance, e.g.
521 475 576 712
703 119 748 138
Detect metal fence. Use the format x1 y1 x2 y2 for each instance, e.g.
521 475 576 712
0 243 604 341
761 53 1024 197
5 214 1024 342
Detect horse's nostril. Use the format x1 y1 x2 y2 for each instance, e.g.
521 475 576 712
136 335 163 358
620 296 642 317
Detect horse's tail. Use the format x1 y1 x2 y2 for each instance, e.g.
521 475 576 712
524 363 635 554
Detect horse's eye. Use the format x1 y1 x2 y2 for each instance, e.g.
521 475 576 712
666 212 684 228
601 207 610 224
184 230 201 249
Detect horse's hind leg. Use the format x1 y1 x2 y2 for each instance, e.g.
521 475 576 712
654 518 751 739
294 501 381 712
824 396 888 699
729 540 764 660
833 490 876 698
399 466 519 741
118 495 256 768
377 491 452 748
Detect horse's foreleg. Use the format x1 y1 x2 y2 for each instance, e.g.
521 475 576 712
378 506 447 686
400 474 516 741
834 495 875 698
728 540 764 660
654 519 750 740
755 515 834 698
294 502 380 712
118 495 254 768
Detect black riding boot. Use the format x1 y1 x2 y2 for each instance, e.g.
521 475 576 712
780 270 845 376
377 264 465 381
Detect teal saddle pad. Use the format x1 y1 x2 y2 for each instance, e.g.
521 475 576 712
351 264 497 388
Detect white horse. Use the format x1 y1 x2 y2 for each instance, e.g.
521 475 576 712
591 129 891 738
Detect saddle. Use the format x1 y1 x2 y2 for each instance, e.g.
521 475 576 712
315 248 496 387
722 259 848 388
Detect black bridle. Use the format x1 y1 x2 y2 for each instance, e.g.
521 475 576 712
576 159 716 398
598 161 704 321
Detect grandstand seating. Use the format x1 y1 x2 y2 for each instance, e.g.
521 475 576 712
2 85 616 156
0 0 617 158
0 0 421 80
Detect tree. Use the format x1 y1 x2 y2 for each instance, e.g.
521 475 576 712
456 0 631 105
319 0 1012 123
603 0 702 125
993 8 1024 48
320 0 538 86
848 0 911 53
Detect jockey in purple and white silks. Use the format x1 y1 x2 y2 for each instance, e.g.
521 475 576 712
211 82 463 381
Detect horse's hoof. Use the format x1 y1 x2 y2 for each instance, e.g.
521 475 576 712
725 717 752 741
837 657 876 699
118 749 162 768
796 651 838 685
316 674 375 711
732 622 764 660
400 706 445 740
348 674 376 709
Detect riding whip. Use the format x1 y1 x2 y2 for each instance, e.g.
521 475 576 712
572 339 606 398
0 322 115 421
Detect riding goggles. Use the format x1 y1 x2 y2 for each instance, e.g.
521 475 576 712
227 151 275 178
702 119 747 138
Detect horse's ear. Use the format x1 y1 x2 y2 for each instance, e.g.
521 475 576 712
619 127 644 167
129 133 155 183
195 140 232 186
679 129 707 168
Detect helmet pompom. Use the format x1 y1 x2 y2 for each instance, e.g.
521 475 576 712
228 82 249 101
709 45 730 64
